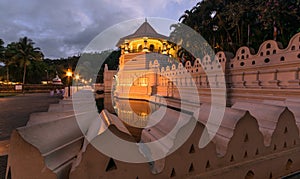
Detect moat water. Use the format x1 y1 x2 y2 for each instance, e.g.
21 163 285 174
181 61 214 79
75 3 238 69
95 94 161 140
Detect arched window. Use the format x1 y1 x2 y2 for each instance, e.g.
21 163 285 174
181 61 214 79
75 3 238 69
149 44 155 52
138 45 143 52
245 170 254 179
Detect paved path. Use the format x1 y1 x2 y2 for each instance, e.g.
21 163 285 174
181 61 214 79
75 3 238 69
0 93 60 178
0 93 60 141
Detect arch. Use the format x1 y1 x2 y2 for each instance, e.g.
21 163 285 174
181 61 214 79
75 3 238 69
244 133 249 142
244 151 248 158
282 32 300 51
255 148 259 155
286 159 293 170
178 63 183 69
194 58 201 67
234 47 252 61
189 144 195 153
189 163 195 173
186 61 191 68
171 64 176 70
205 160 210 169
106 158 117 172
149 44 155 52
137 44 143 52
257 40 282 57
170 168 176 177
245 170 254 179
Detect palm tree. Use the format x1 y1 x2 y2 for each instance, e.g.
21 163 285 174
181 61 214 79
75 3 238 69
0 39 6 80
3 42 20 82
0 39 4 58
11 37 43 84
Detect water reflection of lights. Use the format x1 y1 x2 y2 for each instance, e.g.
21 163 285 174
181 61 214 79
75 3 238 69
114 99 159 128
139 112 148 117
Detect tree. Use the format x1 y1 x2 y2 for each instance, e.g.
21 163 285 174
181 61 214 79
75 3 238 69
0 39 4 59
3 42 18 82
0 39 6 81
10 37 43 84
173 0 300 62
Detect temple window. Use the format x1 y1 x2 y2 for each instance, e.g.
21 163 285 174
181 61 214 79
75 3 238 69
138 45 143 52
149 44 155 52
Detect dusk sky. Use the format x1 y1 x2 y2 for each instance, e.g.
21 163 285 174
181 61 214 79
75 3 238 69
0 0 198 59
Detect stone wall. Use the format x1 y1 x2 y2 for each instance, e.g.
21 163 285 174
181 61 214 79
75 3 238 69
68 101 300 179
149 32 300 106
7 91 300 179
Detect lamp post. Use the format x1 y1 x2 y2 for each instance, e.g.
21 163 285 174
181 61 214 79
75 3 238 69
45 70 48 84
66 69 72 97
75 74 80 91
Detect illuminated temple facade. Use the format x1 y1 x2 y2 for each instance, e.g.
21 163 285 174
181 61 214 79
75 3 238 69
104 19 300 106
112 20 179 100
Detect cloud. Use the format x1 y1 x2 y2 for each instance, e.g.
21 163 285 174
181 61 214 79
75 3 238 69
0 0 196 58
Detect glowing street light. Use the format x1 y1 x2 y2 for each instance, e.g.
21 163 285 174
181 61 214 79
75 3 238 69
66 69 72 77
66 69 72 97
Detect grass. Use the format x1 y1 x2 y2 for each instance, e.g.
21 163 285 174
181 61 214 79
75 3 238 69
0 93 17 98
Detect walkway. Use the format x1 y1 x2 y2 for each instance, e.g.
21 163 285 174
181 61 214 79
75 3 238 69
0 93 60 178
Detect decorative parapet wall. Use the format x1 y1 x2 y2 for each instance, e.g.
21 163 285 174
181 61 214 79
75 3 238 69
148 32 300 105
7 89 300 179
69 100 300 179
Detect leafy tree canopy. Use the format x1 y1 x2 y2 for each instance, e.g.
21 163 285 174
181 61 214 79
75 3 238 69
172 0 300 62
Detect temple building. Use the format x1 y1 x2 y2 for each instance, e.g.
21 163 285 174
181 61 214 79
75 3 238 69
116 19 178 69
111 19 179 100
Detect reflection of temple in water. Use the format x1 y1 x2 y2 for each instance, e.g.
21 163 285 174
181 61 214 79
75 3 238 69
96 93 160 128
95 93 162 141
114 99 160 128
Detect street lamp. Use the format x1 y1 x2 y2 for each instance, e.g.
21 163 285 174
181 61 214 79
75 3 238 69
66 69 72 97
75 74 80 91
45 70 48 84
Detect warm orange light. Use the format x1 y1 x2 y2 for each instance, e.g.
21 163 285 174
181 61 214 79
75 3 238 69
75 74 80 80
139 77 148 86
66 69 72 77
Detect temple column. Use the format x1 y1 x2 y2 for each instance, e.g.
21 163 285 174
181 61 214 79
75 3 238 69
124 40 129 53
143 37 148 52
162 41 167 54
